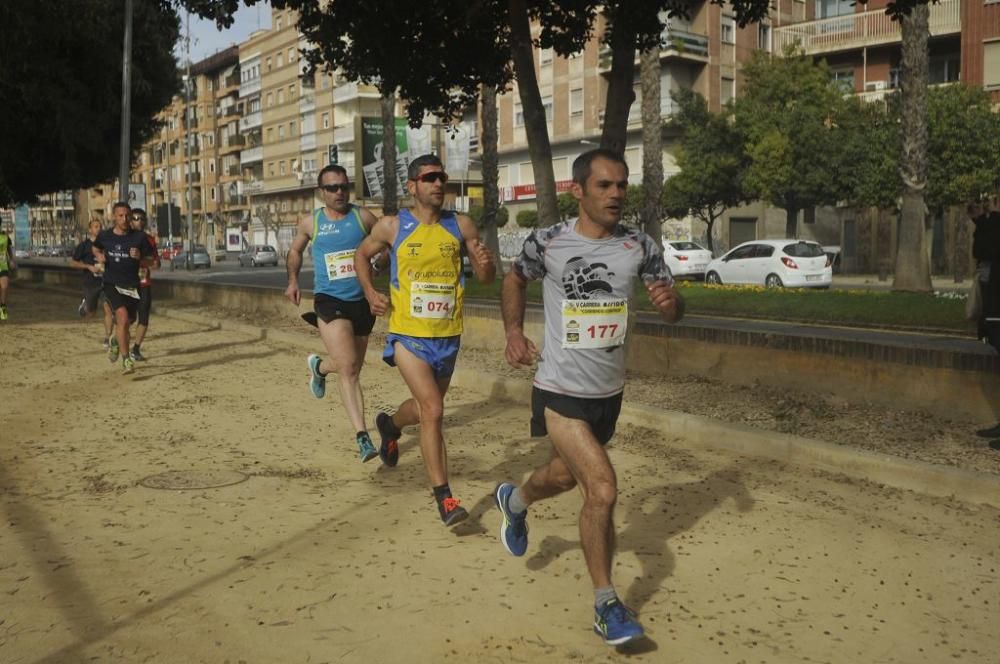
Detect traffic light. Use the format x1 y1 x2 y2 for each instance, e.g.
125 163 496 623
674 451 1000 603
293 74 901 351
328 144 339 165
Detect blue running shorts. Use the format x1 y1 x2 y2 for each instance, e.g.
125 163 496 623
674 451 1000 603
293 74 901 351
383 334 461 378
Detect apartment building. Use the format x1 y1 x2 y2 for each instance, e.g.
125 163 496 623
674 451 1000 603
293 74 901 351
131 46 243 249
493 3 808 220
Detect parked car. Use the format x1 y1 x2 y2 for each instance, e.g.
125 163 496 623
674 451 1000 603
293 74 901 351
704 239 832 289
238 245 279 267
14 248 31 260
159 243 183 261
171 245 212 269
663 240 713 280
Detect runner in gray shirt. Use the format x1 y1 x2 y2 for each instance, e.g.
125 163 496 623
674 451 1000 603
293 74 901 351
495 149 684 646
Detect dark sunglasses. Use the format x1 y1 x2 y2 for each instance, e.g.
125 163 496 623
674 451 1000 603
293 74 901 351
130 214 145 221
320 183 349 193
416 172 448 184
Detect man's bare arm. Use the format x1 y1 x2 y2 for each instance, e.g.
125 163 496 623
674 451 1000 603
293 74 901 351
285 216 313 305
457 215 496 284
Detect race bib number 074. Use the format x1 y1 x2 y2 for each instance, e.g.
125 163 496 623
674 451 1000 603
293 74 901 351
410 282 456 319
561 298 628 349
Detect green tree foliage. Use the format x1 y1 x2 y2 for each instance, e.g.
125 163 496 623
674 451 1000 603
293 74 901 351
661 88 746 254
734 48 854 238
469 204 509 229
516 209 539 228
557 191 578 221
0 1 180 204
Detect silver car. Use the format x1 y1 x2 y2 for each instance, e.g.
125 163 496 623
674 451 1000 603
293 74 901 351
239 245 279 267
171 246 212 269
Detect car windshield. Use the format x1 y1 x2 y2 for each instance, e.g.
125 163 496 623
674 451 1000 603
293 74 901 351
262 246 275 252
670 242 703 251
782 242 825 258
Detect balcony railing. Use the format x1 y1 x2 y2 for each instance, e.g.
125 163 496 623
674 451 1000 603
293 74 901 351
187 172 201 184
774 0 960 55
599 23 708 73
241 146 263 164
240 111 262 131
227 164 241 177
224 72 240 89
300 132 317 152
240 77 261 98
333 124 355 146
333 81 380 104
222 134 246 150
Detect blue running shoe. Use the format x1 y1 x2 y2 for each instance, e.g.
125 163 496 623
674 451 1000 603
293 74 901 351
375 412 400 467
307 354 325 399
494 483 528 556
357 432 378 463
593 598 644 645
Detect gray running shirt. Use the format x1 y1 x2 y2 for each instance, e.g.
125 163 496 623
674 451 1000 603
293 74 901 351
512 220 672 398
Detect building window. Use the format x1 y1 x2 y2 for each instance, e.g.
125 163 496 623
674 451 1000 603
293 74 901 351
929 53 961 84
721 77 736 105
288 47 296 62
268 162 275 177
278 90 285 104
570 88 583 116
986 41 1000 88
830 69 854 93
514 102 524 127
721 15 736 44
519 161 533 185
758 23 771 52
288 83 296 99
322 112 330 129
542 95 553 121
266 92 273 107
211 186 217 201
280 161 287 175
281 200 289 212
289 121 295 136
540 48 553 65
209 161 215 173
278 125 286 139
266 57 272 71
267 127 273 142
276 17 282 30
277 53 284 68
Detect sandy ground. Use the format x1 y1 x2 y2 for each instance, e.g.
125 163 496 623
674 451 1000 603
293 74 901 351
1 285 998 664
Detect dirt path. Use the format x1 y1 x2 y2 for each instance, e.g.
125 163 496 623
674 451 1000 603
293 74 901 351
1 286 998 663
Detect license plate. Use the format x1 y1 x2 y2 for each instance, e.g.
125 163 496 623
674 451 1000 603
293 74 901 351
694 264 706 270
806 274 822 282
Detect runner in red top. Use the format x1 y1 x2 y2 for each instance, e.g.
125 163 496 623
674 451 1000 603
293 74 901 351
129 209 160 361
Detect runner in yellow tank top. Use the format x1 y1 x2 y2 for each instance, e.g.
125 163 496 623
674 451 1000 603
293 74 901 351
355 154 496 527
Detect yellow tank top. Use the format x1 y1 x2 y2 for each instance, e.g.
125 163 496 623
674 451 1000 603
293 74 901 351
388 209 464 337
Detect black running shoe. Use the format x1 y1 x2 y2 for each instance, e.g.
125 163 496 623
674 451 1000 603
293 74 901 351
375 412 400 467
438 495 469 527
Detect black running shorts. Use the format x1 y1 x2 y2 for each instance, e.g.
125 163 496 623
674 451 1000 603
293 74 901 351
313 293 376 336
137 285 152 326
103 283 139 322
82 279 103 313
530 387 624 446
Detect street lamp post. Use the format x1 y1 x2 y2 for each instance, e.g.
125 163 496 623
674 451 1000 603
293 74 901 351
118 0 134 202
184 11 194 271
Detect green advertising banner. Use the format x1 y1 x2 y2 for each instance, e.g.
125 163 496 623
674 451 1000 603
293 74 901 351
359 117 410 200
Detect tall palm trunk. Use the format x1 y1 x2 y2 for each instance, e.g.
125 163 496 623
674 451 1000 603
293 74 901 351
893 4 932 292
639 47 662 249
380 92 398 216
600 4 637 155
479 84 502 269
508 0 559 227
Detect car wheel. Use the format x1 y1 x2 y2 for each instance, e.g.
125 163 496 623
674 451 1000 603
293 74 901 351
705 271 722 285
765 273 783 288
251 258 257 267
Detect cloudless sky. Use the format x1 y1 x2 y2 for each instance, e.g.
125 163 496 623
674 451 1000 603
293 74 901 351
175 1 272 63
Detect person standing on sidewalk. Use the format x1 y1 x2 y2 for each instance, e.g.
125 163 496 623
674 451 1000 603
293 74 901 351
93 202 155 374
0 227 15 321
129 209 160 361
69 219 114 343
495 149 684 645
286 165 381 462
969 196 1000 448
354 153 496 526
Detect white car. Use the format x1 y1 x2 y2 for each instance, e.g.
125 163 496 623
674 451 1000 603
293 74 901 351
663 240 713 279
704 239 832 288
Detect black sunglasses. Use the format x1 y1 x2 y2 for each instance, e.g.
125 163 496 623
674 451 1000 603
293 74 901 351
130 214 145 221
416 171 448 184
320 183 349 193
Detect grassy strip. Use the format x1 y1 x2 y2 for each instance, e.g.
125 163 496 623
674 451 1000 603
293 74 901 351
378 274 969 332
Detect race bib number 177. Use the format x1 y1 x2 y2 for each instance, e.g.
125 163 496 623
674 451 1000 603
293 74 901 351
561 298 628 349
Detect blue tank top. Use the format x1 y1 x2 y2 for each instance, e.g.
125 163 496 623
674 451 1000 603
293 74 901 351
311 205 368 300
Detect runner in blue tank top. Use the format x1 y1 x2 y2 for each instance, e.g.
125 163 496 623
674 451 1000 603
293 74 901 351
286 165 382 462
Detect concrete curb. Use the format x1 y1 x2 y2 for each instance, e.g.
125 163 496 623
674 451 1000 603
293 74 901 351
152 304 1000 510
